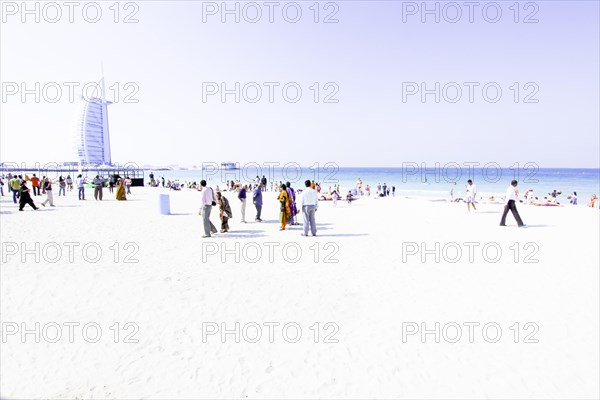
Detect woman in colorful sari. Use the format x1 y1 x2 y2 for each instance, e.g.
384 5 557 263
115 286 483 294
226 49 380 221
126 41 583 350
285 182 297 225
116 178 127 200
278 184 290 230
217 191 232 232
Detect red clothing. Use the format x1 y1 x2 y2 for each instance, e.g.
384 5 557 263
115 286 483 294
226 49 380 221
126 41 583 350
30 177 40 187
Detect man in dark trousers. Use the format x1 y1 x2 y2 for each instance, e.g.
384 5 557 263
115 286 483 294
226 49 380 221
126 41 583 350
19 182 38 211
253 184 263 222
500 180 526 227
93 175 105 200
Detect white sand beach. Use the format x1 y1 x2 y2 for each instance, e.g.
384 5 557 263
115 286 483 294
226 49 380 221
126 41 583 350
1 187 599 399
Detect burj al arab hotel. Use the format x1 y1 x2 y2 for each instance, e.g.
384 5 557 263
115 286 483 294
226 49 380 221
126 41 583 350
73 77 112 166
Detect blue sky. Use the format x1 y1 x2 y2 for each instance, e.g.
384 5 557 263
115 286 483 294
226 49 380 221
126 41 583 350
1 1 599 167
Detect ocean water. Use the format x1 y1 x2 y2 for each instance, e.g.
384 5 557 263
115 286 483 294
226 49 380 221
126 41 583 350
149 166 600 204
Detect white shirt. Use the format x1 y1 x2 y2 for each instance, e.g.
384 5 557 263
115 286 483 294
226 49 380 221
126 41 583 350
505 185 518 204
466 184 476 195
301 187 319 207
201 187 217 206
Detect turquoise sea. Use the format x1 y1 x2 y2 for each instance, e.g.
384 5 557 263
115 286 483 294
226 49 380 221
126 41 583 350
149 166 600 204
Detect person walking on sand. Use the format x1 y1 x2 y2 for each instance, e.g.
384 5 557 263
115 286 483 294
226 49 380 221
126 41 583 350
253 183 263 222
41 178 54 207
108 175 116 194
19 181 38 211
261 175 267 191
66 175 73 191
238 184 247 223
286 182 298 225
93 175 105 200
278 184 291 230
301 179 318 236
125 176 132 194
116 178 127 200
58 176 66 196
9 175 21 203
217 191 233 233
466 179 477 212
30 174 40 196
76 174 86 200
500 180 525 227
200 180 218 238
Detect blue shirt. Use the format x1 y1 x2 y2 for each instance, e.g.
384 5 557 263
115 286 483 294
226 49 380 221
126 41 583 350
238 188 246 199
253 187 262 206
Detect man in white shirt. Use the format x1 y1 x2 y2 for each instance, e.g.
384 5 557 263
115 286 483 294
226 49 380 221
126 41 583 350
500 180 525 227
200 179 218 238
301 179 319 236
466 179 477 212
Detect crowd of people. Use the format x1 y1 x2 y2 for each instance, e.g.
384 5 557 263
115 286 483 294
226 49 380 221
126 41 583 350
2 172 598 234
193 178 319 238
0 173 132 210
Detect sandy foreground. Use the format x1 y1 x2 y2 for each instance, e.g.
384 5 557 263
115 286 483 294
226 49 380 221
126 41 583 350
0 186 598 399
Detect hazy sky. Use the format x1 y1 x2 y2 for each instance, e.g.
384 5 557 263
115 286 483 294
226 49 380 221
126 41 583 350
1 0 599 167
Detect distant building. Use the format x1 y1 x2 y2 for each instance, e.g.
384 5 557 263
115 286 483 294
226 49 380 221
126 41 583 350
73 77 112 166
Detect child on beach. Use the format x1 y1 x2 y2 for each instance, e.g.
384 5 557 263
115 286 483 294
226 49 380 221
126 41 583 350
346 191 354 205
